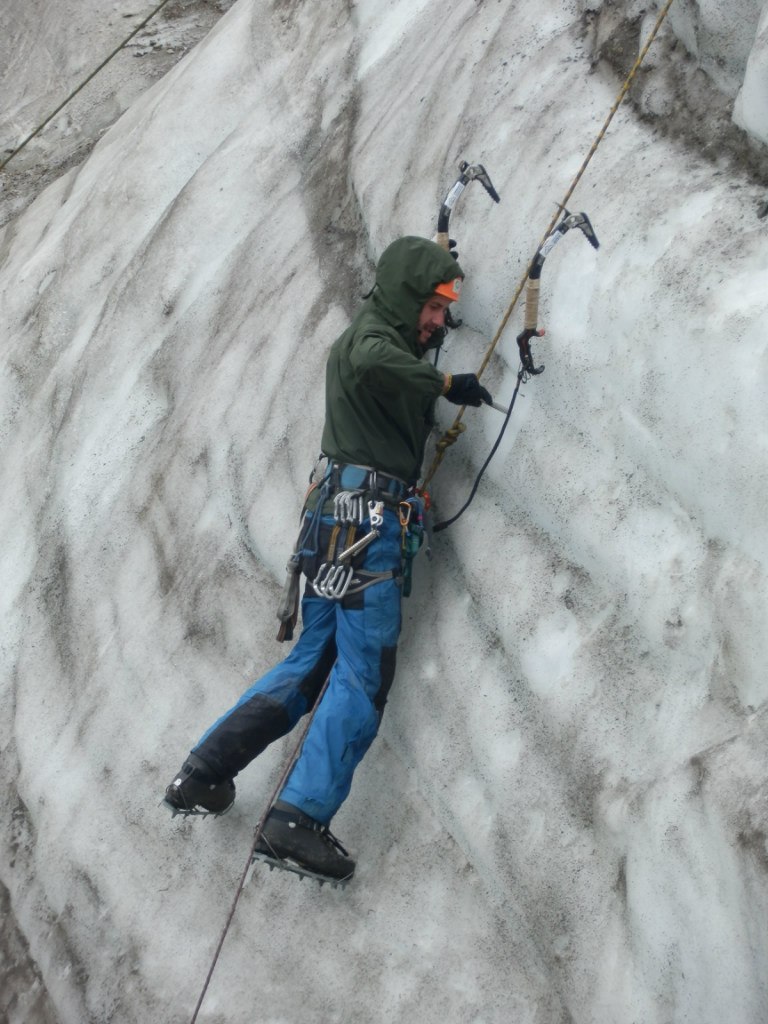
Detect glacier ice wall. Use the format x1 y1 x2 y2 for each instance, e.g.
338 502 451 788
2 1 768 1022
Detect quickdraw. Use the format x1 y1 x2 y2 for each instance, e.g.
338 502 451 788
399 494 428 597
313 500 384 599
332 489 367 526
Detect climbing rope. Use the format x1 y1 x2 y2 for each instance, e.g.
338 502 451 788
0 0 174 174
189 671 332 1024
422 0 676 492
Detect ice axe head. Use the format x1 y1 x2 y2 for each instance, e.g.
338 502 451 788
459 161 501 204
557 208 600 249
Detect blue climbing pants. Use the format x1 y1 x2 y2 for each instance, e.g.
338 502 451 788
191 508 403 824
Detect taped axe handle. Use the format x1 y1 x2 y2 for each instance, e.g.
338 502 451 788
523 277 541 332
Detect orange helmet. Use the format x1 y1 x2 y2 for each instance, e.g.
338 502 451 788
434 277 462 302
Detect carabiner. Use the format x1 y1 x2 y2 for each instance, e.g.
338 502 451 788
313 562 355 599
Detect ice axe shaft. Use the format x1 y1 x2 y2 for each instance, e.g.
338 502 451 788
488 400 510 415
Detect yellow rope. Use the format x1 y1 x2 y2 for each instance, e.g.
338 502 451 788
0 0 174 174
422 0 675 490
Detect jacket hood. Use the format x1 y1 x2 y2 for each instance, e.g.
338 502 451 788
370 236 465 350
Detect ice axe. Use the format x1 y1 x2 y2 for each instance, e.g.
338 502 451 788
426 161 500 360
435 160 500 251
484 209 599 418
433 209 600 530
514 208 599 376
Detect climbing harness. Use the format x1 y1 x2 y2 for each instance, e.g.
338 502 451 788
275 460 411 639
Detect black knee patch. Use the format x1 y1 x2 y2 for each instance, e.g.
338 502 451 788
299 637 337 704
374 646 398 716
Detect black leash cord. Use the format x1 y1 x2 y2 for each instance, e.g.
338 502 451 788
433 368 525 533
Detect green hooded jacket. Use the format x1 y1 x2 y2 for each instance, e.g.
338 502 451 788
321 236 465 483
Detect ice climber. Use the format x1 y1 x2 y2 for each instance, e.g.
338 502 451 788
164 235 493 882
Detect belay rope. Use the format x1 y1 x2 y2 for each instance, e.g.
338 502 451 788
190 1 676 1019
0 0 174 174
188 672 332 1024
425 0 676 529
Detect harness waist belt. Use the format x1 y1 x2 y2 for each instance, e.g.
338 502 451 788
324 461 409 502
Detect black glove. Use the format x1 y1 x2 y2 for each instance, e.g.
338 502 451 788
448 238 459 261
444 373 492 407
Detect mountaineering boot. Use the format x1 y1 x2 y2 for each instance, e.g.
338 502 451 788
254 800 355 881
163 752 235 816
